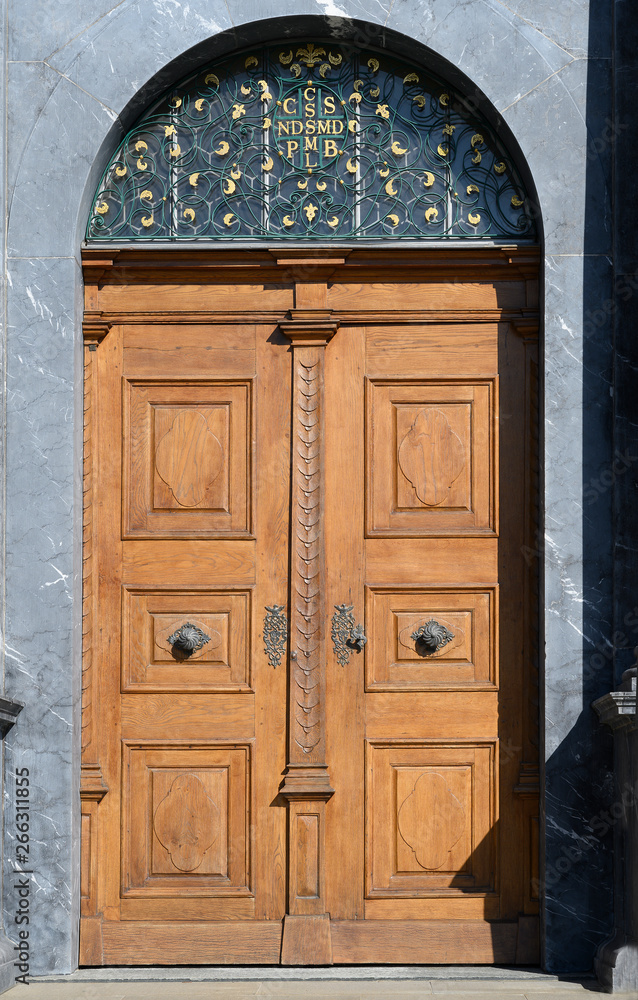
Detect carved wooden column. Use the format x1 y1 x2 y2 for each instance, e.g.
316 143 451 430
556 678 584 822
279 305 339 965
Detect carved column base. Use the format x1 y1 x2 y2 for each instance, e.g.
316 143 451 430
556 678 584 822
281 913 332 966
279 763 334 801
593 666 637 992
595 937 638 993
280 764 334 916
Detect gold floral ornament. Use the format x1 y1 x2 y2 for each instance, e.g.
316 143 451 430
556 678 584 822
327 216 339 228
379 163 390 178
240 83 251 95
168 144 182 158
370 86 380 98
290 64 302 78
262 156 273 172
258 80 272 102
349 92 362 104
223 178 236 195
376 104 390 119
404 72 419 84
189 173 199 187
141 214 154 227
367 57 379 73
136 157 148 170
413 94 425 109
319 63 330 78
316 181 327 191
494 161 507 174
471 134 484 165
439 92 450 106
214 141 230 156
183 208 196 223
135 140 147 152
195 98 205 111
385 178 398 196
283 215 295 227
467 184 479 195
424 172 435 188
164 125 177 137
204 72 219 87
425 207 439 222
223 213 235 226
114 164 127 177
346 158 357 174
348 120 357 133
140 190 153 201
387 214 399 226
232 103 246 119
437 143 449 157
262 117 271 130
328 51 342 65
353 79 364 92
95 202 109 215
297 43 326 67
468 212 481 225
230 164 242 180
297 177 308 189
169 95 182 108
303 203 318 222
279 50 293 65
245 56 258 69
511 195 524 207
442 123 456 135
392 140 408 155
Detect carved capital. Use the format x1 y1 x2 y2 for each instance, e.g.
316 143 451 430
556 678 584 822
80 763 108 802
0 696 23 738
81 251 117 287
593 668 637 731
509 313 539 339
83 312 112 349
280 310 339 346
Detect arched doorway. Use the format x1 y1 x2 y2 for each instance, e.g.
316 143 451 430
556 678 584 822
80 38 540 966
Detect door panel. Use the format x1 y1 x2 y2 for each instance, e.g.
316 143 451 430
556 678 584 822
80 248 539 965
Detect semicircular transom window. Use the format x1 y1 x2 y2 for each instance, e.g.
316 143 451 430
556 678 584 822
87 41 536 242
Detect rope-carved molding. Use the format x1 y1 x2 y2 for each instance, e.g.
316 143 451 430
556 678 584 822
87 41 536 243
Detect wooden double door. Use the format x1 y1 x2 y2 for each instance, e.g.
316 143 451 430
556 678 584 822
80 247 540 966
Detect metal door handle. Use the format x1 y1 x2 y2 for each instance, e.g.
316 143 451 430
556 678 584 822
168 623 211 656
332 604 367 666
263 605 288 667
411 619 454 654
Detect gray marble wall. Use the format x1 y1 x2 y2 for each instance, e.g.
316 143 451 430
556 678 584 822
0 0 618 977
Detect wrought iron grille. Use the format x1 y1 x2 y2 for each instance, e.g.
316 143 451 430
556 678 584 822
86 41 536 242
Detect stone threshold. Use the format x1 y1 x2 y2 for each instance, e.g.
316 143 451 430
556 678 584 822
32 966 592 983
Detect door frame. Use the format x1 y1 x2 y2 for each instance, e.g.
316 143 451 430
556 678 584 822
80 243 541 966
